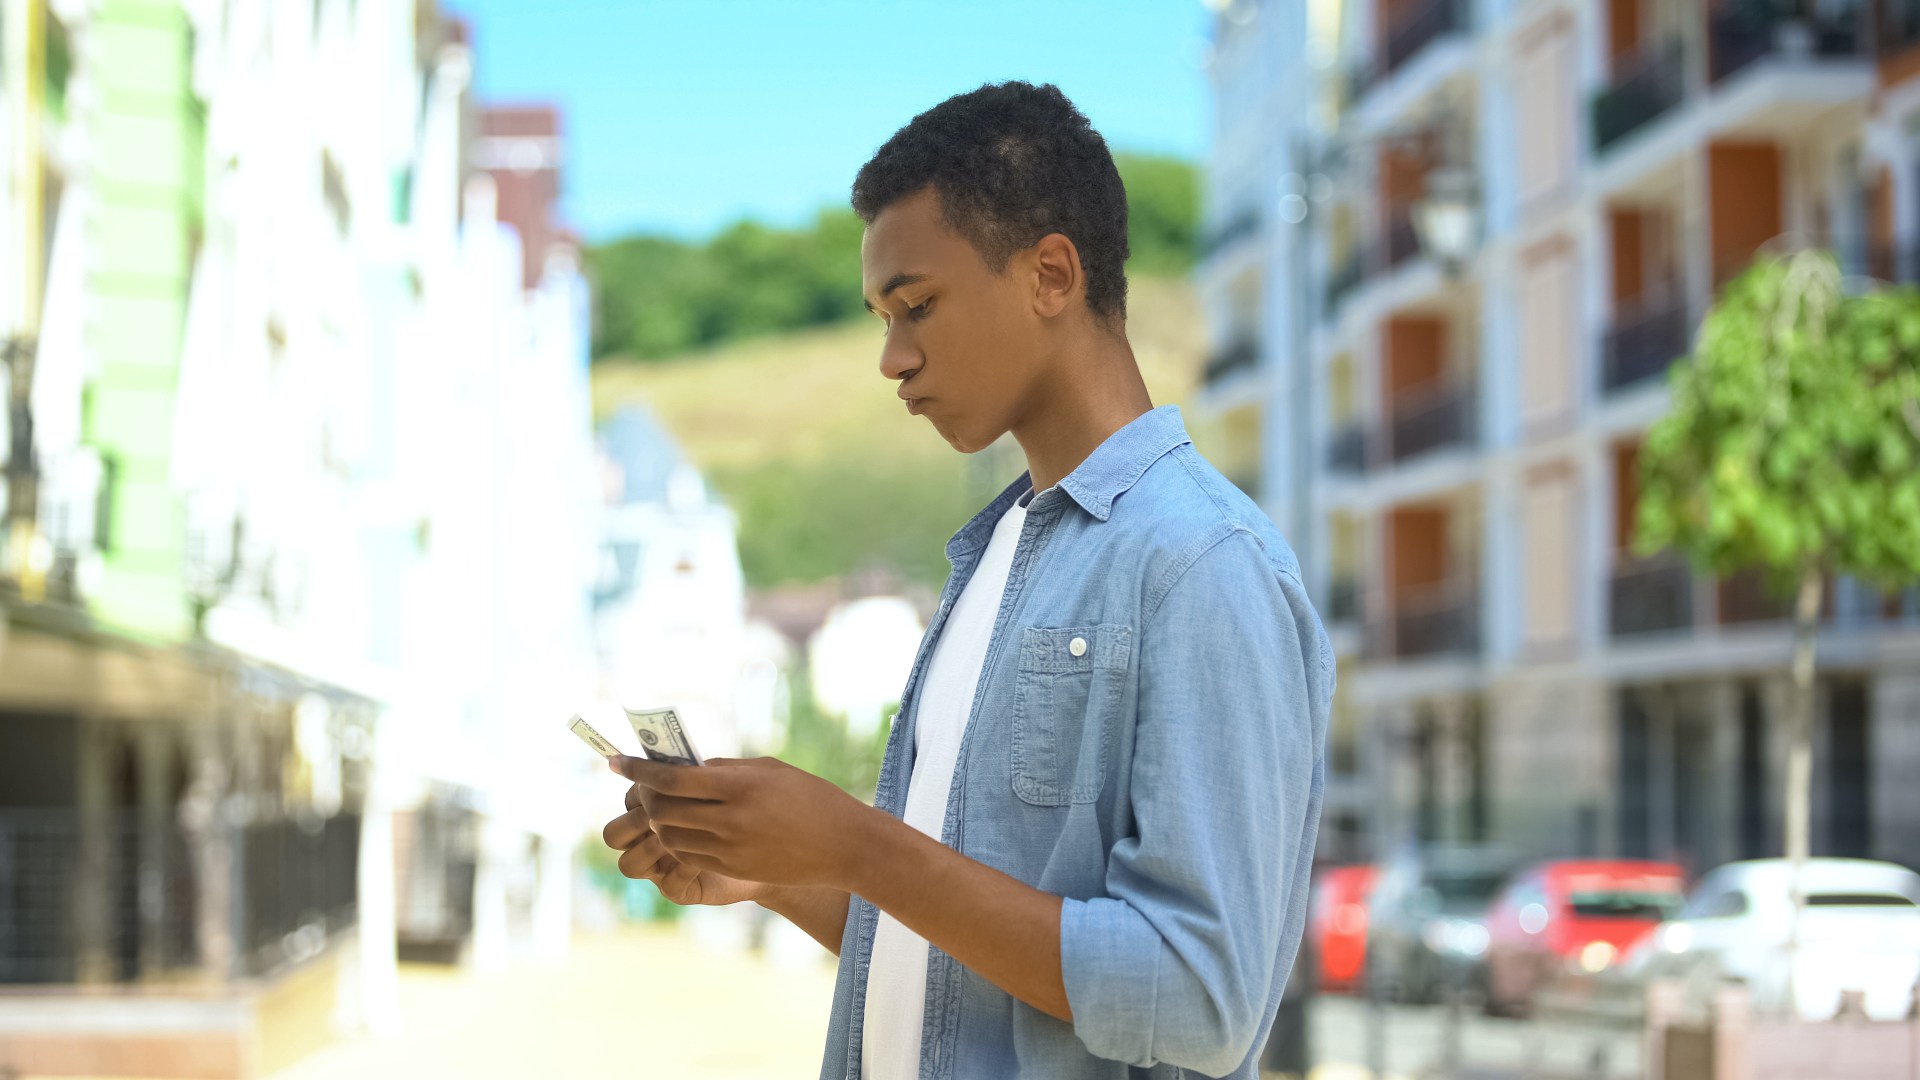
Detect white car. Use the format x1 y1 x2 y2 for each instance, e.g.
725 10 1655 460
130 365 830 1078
1621 858 1920 1021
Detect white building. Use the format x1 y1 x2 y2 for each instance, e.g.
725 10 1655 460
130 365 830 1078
1201 0 1920 874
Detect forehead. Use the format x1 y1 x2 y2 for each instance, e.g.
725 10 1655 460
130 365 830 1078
860 188 978 294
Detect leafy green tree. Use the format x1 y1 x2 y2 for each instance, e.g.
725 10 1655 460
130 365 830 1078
1115 152 1198 276
586 156 1196 363
776 659 894 800
1634 249 1920 970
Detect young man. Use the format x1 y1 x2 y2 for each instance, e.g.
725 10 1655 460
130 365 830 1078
601 80 1333 1079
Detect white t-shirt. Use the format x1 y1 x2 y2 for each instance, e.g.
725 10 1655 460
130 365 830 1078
861 486 1034 1080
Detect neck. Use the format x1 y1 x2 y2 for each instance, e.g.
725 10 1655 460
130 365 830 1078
1010 330 1154 494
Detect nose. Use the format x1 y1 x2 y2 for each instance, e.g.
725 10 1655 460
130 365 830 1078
878 321 920 385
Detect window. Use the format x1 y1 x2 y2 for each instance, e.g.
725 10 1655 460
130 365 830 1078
1523 474 1579 647
1679 888 1749 920
1519 245 1579 428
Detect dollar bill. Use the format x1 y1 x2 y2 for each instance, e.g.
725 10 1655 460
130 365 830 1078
623 705 705 766
568 714 623 760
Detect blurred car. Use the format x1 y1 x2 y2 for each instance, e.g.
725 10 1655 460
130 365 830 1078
1308 863 1377 994
1479 859 1685 1016
1620 858 1920 1021
1364 844 1515 1005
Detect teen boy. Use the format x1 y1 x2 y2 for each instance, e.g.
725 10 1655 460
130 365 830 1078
602 80 1333 1079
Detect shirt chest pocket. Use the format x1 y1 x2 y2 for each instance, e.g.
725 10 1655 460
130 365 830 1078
1010 623 1133 806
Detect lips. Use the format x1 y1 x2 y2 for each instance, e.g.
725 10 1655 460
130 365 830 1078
905 397 926 415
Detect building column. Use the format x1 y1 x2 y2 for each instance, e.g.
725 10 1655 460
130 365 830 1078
74 712 114 984
136 721 172 978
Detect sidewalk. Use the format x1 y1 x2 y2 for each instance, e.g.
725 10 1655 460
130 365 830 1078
273 921 839 1080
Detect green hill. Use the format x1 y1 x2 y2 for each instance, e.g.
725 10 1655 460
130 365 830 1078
591 273 1212 591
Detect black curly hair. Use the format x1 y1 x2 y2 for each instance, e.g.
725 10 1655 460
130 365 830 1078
851 80 1130 325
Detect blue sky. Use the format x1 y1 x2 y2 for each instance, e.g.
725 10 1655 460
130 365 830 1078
450 0 1213 244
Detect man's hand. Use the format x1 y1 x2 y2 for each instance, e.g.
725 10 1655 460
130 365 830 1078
606 754 876 892
602 773 763 906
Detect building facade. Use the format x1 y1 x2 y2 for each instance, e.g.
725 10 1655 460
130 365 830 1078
1200 0 1920 876
0 1 599 1074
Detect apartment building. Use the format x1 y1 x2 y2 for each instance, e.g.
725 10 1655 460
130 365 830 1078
0 1 598 1073
1199 0 1920 876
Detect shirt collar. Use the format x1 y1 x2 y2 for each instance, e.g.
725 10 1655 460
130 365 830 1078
945 403 1193 562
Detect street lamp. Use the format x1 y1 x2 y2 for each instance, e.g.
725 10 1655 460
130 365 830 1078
1412 165 1481 276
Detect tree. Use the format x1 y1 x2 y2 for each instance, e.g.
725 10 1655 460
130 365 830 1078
1115 152 1199 276
585 156 1198 363
1633 248 1920 997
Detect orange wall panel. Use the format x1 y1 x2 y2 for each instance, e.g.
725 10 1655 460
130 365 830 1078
1389 506 1450 598
1613 442 1642 555
1608 0 1642 71
1611 209 1645 306
1708 143 1782 287
1384 316 1446 408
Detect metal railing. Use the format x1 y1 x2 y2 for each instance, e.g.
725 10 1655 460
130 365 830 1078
1881 1 1920 55
1203 338 1260 385
1324 252 1365 320
1327 421 1368 474
1393 579 1481 659
1601 297 1692 394
1609 552 1695 637
1200 208 1261 262
1383 0 1464 76
1717 568 1798 625
1593 41 1687 154
1385 209 1422 270
0 808 359 985
1328 578 1361 623
1709 3 1866 83
1386 378 1476 463
239 814 361 975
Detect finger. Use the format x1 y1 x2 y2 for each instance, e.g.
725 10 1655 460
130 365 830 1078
602 808 654 852
655 823 725 855
673 848 732 877
618 836 674 881
625 782 645 813
609 754 720 798
646 792 727 830
705 756 776 769
659 856 703 895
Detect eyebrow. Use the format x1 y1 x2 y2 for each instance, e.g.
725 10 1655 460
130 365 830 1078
862 272 929 315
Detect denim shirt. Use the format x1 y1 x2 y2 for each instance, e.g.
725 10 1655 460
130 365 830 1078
819 403 1334 1080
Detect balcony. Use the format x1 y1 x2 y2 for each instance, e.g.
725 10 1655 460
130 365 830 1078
1829 243 1920 285
1393 579 1481 659
1718 568 1799 625
1382 0 1464 77
1880 3 1920 56
1593 42 1686 154
1385 378 1475 463
1601 297 1692 395
1203 338 1260 385
1327 421 1369 474
1200 209 1261 263
1329 578 1361 623
1609 552 1695 637
1710 5 1866 84
1324 252 1365 320
1385 208 1421 271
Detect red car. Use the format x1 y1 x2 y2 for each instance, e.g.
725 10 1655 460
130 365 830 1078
1308 864 1377 994
1481 859 1685 1016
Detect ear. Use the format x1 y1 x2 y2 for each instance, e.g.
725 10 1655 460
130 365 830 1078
1027 232 1082 320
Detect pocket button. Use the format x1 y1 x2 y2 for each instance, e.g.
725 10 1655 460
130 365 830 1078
1068 636 1087 657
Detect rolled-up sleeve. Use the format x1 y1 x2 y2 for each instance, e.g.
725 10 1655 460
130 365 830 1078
1058 526 1328 1076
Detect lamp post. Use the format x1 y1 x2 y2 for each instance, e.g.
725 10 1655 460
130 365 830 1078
1284 110 1481 1080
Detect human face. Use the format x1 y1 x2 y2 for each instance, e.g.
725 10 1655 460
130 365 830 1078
861 186 1047 454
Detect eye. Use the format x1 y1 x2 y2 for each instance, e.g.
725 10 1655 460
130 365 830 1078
906 299 932 320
